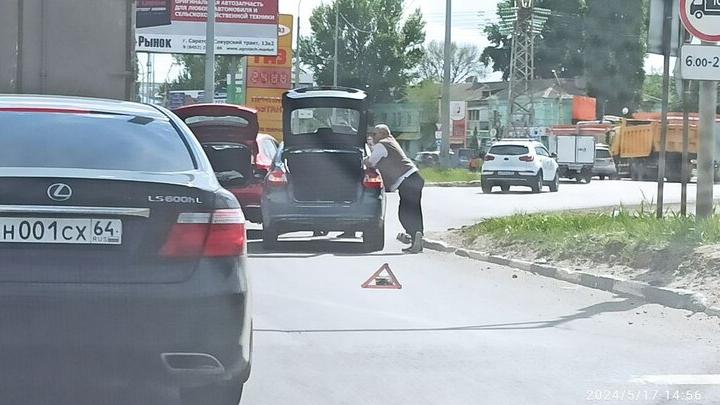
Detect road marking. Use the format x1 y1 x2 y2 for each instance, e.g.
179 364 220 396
630 375 720 385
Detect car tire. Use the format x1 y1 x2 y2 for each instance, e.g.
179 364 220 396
181 381 243 405
599 175 606 181
500 185 510 193
549 173 559 192
262 225 278 250
363 223 385 252
481 182 493 194
531 171 543 193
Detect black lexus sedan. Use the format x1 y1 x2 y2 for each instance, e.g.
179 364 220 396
0 95 251 404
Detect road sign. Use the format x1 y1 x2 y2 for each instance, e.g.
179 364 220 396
450 101 466 121
361 263 402 289
681 44 720 80
649 0 680 56
680 0 720 42
435 131 443 140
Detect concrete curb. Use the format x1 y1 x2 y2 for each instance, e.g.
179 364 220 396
423 238 718 318
426 180 482 187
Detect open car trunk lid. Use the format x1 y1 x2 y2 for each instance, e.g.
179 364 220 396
175 104 259 187
173 104 259 144
282 88 369 150
281 88 370 202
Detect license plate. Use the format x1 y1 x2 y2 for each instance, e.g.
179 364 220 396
0 218 122 245
498 171 515 176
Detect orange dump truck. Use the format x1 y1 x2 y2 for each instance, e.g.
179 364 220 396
610 119 698 182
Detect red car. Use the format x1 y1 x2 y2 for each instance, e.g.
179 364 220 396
174 104 279 224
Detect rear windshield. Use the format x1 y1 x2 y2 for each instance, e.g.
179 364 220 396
290 107 361 135
489 145 529 156
596 149 611 158
0 112 195 172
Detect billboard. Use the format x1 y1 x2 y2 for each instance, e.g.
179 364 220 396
245 14 293 140
136 0 279 56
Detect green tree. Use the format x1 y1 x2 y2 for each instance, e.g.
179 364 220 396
419 41 487 83
584 0 646 115
481 0 585 80
480 1 513 80
299 0 426 103
163 55 234 92
405 80 440 150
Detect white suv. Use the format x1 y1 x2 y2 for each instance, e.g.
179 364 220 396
481 139 560 194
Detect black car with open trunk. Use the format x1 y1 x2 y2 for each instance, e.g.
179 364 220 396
261 87 386 252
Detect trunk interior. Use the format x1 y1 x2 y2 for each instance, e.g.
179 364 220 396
285 149 363 202
0 176 215 284
202 142 255 188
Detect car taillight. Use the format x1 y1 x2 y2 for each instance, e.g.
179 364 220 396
484 155 496 161
363 169 384 189
267 168 288 186
519 155 535 162
160 209 246 258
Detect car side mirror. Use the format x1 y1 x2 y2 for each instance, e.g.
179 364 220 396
550 153 558 159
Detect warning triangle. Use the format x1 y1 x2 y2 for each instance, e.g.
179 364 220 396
361 263 402 289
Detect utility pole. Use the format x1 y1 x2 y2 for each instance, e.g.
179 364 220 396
333 5 339 86
204 0 216 103
439 0 452 167
295 0 302 88
680 23 689 217
681 78 690 216
697 41 717 219
656 0 673 219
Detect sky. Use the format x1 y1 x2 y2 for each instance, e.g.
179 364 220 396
142 0 662 85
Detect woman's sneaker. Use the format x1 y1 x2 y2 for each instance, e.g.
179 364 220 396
396 232 412 244
402 232 424 254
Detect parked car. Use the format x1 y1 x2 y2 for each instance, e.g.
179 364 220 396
593 143 617 180
0 95 252 404
413 151 440 167
481 139 560 193
262 87 386 251
174 104 279 223
413 150 456 167
457 148 475 169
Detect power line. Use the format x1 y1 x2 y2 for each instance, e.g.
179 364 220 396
339 12 374 34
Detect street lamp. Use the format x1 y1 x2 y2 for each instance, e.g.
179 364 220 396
294 0 302 89
333 5 339 86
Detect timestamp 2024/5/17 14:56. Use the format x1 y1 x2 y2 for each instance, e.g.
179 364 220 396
585 390 703 402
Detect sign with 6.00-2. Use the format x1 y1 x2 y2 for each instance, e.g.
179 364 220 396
680 44 720 81
686 55 720 68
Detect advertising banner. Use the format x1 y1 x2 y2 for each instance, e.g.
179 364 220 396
245 14 293 140
136 0 279 56
452 120 466 146
246 88 284 136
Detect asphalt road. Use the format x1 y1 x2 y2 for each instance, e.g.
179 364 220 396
420 180 720 232
242 179 720 405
